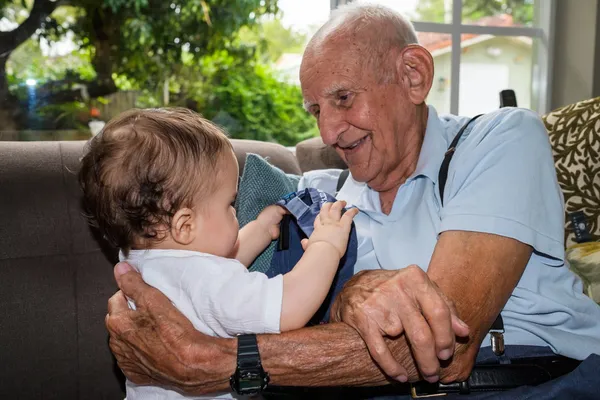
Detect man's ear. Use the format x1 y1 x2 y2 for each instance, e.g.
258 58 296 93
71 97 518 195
171 207 196 245
397 44 434 105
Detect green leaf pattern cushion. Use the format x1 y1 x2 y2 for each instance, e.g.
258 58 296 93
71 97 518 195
543 97 600 247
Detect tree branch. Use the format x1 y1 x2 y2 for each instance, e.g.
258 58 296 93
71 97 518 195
0 0 66 57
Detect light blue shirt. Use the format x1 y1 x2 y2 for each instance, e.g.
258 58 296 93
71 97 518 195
299 106 600 360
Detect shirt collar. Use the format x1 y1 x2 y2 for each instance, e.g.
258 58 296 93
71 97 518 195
409 105 449 184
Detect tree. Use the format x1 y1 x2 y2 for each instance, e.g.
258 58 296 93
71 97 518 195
0 0 65 129
196 51 316 146
462 0 533 25
416 0 534 25
0 0 279 128
238 18 307 64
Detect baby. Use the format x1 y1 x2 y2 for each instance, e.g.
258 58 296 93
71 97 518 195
78 107 358 399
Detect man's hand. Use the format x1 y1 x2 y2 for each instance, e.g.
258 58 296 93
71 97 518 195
330 267 470 383
301 201 359 257
106 263 234 394
255 205 288 241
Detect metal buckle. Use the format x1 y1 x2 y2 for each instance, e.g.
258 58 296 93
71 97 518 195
410 384 448 398
490 330 505 356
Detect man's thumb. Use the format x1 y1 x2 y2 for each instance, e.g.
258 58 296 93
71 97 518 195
113 262 144 300
114 262 134 279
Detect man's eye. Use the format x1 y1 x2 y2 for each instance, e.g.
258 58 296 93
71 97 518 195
338 92 353 105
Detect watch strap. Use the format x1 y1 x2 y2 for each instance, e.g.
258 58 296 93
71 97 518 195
237 334 262 369
230 334 269 395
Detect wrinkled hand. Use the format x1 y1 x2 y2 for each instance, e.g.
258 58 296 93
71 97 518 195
256 205 288 240
106 263 230 394
301 201 359 257
330 266 470 383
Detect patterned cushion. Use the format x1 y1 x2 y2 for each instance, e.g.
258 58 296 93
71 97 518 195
234 154 300 273
566 242 600 304
543 97 600 246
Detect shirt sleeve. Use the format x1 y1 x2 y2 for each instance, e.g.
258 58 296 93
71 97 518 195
182 258 283 336
439 108 565 265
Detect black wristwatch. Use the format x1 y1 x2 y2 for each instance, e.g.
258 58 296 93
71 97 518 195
229 334 270 395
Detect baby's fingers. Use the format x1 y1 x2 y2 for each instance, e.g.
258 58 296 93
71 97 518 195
341 207 359 226
327 200 347 221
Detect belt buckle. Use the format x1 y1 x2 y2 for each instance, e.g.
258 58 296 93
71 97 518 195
410 383 447 398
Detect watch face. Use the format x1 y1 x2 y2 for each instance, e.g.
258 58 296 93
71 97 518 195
240 371 263 392
230 370 269 395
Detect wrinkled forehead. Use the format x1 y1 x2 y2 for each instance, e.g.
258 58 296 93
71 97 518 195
300 36 369 97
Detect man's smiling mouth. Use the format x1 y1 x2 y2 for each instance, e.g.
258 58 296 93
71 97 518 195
338 135 370 153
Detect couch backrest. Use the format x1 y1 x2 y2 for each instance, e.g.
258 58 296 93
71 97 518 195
0 139 300 400
295 136 346 172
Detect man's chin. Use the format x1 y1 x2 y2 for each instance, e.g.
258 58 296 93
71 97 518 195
346 165 373 184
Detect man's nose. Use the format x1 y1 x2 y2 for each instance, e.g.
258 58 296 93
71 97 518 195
319 107 348 146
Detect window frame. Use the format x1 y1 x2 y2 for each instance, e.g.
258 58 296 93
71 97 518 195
332 0 556 114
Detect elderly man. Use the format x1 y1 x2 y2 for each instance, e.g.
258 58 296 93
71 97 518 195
106 4 600 398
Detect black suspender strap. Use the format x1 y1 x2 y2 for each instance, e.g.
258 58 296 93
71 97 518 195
438 114 483 206
437 113 505 354
336 168 350 195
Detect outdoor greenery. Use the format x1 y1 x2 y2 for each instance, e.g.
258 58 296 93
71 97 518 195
1 0 532 143
1 0 315 144
416 0 534 25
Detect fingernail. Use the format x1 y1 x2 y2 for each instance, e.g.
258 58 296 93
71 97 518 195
396 375 408 382
458 318 469 329
115 262 132 277
425 375 439 383
438 348 453 360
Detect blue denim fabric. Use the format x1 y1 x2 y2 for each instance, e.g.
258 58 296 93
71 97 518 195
266 188 358 324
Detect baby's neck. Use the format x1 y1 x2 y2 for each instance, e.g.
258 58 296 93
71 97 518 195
131 237 198 253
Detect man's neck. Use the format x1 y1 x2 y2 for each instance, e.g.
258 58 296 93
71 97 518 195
376 105 429 215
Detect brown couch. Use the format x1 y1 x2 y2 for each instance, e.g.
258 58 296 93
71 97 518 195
0 139 303 400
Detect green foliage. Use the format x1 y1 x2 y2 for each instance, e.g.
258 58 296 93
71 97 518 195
463 0 533 25
96 0 280 90
414 0 448 23
2 0 316 144
37 101 89 130
415 0 534 25
196 51 316 146
7 40 95 85
238 18 307 63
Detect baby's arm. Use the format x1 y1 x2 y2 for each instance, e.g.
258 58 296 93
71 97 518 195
234 205 287 267
280 200 358 331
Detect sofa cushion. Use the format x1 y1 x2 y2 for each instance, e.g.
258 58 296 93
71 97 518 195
543 97 600 246
233 139 301 175
295 136 345 172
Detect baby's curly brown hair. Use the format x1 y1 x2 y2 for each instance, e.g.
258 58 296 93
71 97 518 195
78 107 233 252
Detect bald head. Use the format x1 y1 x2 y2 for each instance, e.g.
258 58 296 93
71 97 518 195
304 3 419 83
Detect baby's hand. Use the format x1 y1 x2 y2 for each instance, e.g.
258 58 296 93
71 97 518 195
256 205 288 241
302 200 359 258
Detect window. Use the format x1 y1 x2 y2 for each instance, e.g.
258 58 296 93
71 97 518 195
353 0 555 115
0 0 554 143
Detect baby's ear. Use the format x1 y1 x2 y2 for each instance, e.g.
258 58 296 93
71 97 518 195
171 208 196 245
